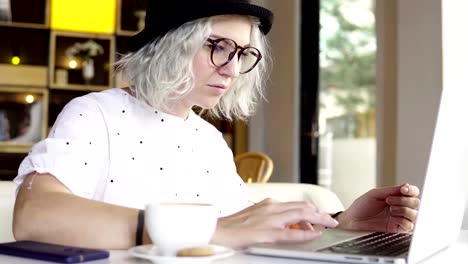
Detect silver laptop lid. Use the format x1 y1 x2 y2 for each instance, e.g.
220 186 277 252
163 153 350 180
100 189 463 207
407 85 468 263
246 80 468 264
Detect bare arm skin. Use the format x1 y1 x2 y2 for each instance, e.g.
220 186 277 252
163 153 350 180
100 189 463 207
14 172 418 250
13 172 151 249
13 173 338 250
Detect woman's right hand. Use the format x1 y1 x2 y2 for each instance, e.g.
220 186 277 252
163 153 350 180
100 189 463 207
210 198 339 249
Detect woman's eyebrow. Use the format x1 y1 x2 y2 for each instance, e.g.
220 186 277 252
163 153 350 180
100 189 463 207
209 34 223 39
207 34 251 47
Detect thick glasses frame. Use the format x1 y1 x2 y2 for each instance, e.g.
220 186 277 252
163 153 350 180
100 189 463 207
206 38 262 74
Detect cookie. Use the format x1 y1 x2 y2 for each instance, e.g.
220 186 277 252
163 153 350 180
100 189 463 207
176 246 216 257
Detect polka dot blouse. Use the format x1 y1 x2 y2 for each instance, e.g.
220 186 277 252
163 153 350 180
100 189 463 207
15 88 249 217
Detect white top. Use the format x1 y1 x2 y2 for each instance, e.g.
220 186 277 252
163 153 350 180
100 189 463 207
14 88 249 217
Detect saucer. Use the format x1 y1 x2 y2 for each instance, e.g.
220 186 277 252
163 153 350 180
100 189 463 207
128 244 235 264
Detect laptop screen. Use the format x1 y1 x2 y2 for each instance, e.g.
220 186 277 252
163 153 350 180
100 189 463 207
407 85 468 263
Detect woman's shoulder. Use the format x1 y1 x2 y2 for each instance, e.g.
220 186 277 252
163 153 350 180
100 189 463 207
81 88 127 104
63 88 130 112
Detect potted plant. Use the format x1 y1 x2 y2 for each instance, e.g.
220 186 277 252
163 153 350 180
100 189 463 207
65 40 104 84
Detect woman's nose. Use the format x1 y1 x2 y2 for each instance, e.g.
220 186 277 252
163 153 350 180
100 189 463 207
219 56 241 78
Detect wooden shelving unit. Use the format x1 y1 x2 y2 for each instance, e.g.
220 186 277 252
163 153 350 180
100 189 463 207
0 0 248 181
0 0 50 163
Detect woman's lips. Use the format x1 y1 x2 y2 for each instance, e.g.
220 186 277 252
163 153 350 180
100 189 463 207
208 84 227 95
209 84 226 89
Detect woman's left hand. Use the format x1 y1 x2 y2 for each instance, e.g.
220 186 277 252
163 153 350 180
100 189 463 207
336 183 420 233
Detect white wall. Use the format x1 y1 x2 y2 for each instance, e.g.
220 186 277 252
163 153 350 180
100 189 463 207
395 0 442 189
375 0 397 187
383 0 468 228
249 0 301 183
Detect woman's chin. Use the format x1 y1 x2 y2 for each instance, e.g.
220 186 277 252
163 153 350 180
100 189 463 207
197 100 221 110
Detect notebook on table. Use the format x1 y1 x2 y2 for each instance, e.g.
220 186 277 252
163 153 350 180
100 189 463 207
247 85 468 263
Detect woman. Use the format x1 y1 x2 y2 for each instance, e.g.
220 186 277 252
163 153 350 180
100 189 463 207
12 0 420 250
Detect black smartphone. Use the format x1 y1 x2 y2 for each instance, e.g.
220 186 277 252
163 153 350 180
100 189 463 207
0 240 109 263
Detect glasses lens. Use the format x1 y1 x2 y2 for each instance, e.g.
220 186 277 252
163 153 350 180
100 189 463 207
239 48 261 73
209 38 262 74
211 39 237 67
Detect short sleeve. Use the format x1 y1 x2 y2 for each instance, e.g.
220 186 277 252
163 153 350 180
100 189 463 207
14 96 109 199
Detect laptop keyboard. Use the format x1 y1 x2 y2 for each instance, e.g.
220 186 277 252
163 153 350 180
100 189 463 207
320 232 412 256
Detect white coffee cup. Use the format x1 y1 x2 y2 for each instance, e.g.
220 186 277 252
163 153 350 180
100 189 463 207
145 203 218 256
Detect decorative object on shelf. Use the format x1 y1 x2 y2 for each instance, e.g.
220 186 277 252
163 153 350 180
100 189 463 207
65 40 104 84
134 10 146 31
0 110 10 141
55 69 68 85
9 101 43 143
0 0 11 22
82 58 95 84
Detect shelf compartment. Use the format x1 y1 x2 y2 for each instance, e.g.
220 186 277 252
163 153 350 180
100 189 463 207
49 31 114 90
0 87 49 150
116 0 147 34
0 26 50 66
0 0 49 26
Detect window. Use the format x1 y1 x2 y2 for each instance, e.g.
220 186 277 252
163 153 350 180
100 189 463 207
319 0 376 207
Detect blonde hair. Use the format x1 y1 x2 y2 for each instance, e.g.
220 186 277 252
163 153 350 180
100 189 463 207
115 15 271 120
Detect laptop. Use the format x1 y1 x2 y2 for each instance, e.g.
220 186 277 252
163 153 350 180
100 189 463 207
247 86 468 263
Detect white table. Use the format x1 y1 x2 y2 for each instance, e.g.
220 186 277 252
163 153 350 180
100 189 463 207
1 230 466 263
111 230 468 264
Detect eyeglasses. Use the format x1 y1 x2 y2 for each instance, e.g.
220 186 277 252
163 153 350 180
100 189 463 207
206 38 262 74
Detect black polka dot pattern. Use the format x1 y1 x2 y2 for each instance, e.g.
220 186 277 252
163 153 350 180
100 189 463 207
27 89 248 218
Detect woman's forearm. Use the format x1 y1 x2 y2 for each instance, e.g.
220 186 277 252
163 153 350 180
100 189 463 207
13 173 148 249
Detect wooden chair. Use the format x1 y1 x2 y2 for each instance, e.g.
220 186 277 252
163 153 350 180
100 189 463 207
234 152 274 183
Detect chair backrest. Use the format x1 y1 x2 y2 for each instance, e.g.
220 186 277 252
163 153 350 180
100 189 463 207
0 181 16 242
246 182 345 214
234 152 273 183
